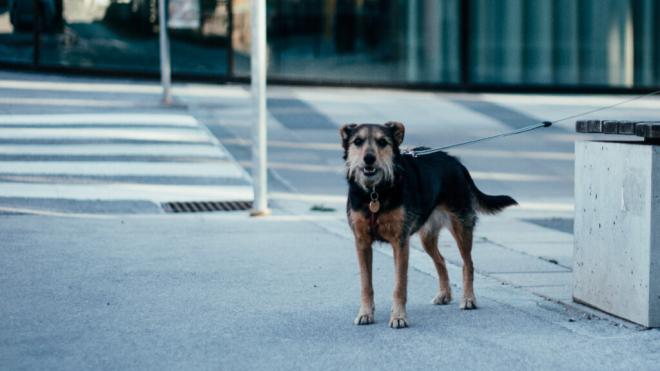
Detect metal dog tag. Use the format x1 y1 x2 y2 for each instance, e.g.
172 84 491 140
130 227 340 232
369 200 380 213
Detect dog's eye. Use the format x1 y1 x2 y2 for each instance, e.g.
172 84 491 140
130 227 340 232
353 138 364 146
376 138 388 147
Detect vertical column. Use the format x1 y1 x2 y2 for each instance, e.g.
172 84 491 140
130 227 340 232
554 0 578 84
159 0 172 104
500 0 523 83
251 0 270 216
423 0 440 82
227 0 234 78
469 0 487 83
523 0 552 84
606 0 633 86
407 0 419 81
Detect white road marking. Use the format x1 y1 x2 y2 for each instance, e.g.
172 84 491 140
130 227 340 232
0 144 225 157
0 128 212 142
0 113 198 126
0 98 146 108
0 79 250 98
0 161 245 178
0 112 253 207
0 183 253 202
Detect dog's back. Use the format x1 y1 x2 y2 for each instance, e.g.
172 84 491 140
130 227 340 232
398 150 517 233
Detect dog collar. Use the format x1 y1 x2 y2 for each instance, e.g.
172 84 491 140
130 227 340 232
367 188 380 240
369 188 380 213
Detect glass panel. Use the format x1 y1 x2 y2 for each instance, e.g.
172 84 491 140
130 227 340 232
170 0 230 76
632 0 660 87
35 0 159 72
0 0 37 63
33 0 228 76
233 0 461 84
469 0 660 87
230 0 250 76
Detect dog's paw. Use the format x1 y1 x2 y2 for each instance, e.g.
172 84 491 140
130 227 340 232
431 291 452 305
354 312 375 325
460 296 477 310
389 316 408 329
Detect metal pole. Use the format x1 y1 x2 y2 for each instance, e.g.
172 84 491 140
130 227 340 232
159 0 172 104
406 0 418 81
250 0 270 216
226 0 234 78
459 0 471 87
32 0 41 65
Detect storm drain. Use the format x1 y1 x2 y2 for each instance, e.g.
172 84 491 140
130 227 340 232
162 201 252 213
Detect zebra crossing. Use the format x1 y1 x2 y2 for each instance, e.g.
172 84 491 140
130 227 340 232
0 113 253 214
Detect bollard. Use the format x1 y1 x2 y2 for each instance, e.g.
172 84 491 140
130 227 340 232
250 0 270 217
159 0 172 105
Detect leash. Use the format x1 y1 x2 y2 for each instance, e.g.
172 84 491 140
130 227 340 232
403 89 660 157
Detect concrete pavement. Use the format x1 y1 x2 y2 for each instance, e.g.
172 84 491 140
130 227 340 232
1 71 660 369
2 213 660 370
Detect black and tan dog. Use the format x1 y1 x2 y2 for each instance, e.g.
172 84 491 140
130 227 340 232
341 122 517 328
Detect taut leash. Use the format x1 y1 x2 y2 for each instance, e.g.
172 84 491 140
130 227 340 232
403 89 660 157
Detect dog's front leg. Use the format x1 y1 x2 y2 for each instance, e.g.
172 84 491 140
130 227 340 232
354 238 375 325
390 238 409 328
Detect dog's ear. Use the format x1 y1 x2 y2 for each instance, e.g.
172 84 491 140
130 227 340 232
385 121 405 146
340 123 358 149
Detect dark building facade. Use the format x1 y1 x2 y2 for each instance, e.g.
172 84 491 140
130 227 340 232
1 0 659 91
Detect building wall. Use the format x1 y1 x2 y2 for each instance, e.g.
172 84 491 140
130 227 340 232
0 0 658 89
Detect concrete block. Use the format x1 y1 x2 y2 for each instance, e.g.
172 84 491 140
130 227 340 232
575 120 588 133
618 121 637 135
636 122 660 139
586 120 603 133
602 121 619 134
574 141 660 327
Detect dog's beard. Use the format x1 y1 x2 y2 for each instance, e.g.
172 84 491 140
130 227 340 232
346 156 395 191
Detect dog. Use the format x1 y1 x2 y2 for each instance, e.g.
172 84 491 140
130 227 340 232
340 122 517 328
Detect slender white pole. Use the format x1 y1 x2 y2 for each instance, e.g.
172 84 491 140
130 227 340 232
250 0 270 216
159 0 172 104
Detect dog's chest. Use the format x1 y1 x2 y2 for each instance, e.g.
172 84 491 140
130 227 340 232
349 207 406 243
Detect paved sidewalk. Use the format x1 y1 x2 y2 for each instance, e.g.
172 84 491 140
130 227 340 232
2 71 660 369
274 197 578 322
2 213 660 370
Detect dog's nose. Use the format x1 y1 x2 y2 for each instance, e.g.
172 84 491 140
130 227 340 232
364 153 376 166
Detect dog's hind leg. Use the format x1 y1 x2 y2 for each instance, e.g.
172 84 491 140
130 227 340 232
450 215 477 310
419 226 452 305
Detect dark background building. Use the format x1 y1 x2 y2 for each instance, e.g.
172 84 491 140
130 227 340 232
1 0 659 91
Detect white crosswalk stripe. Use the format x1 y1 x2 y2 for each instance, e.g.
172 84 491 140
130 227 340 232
0 144 227 157
0 113 200 126
0 162 246 177
0 128 212 142
0 113 253 212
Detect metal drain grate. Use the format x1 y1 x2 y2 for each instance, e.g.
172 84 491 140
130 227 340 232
162 201 253 213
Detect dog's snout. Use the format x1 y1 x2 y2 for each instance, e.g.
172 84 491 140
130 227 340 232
363 153 376 166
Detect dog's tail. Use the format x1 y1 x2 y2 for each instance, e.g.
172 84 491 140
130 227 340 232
461 165 518 214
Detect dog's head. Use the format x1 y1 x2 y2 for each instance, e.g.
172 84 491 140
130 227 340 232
340 122 405 190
